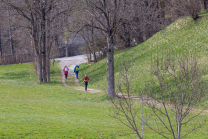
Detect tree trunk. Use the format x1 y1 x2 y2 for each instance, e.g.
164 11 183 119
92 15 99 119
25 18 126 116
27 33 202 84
204 0 207 9
36 54 43 82
65 45 68 57
93 52 97 62
41 1 47 83
107 35 115 97
3 55 5 65
47 56 51 82
54 35 60 57
123 24 131 48
7 8 14 55
91 23 97 62
177 122 182 139
88 44 92 62
0 26 2 57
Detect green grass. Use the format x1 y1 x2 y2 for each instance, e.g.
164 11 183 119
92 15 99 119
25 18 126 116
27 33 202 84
2 15 208 138
0 63 139 138
0 62 208 138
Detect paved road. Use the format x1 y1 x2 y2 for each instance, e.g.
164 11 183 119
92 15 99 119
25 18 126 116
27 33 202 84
55 55 87 85
55 55 88 74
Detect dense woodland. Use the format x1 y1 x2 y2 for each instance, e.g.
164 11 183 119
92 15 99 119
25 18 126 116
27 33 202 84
0 0 207 95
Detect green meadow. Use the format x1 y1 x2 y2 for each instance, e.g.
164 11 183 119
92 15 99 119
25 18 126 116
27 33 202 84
0 58 207 139
0 63 131 138
1 16 208 138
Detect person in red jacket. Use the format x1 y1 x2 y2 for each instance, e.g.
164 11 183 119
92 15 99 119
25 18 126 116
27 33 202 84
83 74 89 91
63 66 69 79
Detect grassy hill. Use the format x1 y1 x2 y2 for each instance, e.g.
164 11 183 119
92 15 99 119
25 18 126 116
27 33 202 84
79 16 208 95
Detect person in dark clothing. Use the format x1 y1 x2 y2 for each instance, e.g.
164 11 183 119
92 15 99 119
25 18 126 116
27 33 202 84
83 74 89 91
74 65 79 79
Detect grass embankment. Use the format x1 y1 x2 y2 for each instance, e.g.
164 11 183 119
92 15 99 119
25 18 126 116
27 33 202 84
79 16 208 94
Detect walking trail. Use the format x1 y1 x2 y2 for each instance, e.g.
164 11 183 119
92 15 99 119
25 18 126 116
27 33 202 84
55 55 104 93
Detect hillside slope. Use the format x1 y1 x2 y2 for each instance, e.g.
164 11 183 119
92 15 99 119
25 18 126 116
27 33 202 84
79 16 208 93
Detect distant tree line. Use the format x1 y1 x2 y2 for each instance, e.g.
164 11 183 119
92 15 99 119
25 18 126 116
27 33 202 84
0 0 74 83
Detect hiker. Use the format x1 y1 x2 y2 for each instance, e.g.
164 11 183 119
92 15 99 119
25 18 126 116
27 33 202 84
63 66 69 79
83 74 89 91
74 65 79 79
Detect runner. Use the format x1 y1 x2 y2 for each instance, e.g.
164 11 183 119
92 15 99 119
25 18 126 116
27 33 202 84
63 66 69 79
74 65 79 79
83 74 89 91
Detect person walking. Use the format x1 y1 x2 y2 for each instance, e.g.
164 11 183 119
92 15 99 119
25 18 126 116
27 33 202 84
83 74 89 91
63 66 69 79
74 65 79 79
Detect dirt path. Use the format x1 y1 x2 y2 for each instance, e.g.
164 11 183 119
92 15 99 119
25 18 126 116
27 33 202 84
56 55 104 93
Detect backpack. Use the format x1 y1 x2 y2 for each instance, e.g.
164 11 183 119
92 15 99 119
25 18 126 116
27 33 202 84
65 67 68 71
75 66 79 71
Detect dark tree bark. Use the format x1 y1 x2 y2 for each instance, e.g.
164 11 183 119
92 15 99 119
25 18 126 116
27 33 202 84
41 0 47 83
37 53 43 82
0 26 2 57
91 22 97 62
7 8 13 55
107 35 115 97
202 0 207 9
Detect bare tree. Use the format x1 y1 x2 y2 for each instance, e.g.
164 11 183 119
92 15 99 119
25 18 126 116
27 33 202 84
46 6 66 82
0 2 1 57
116 0 169 47
79 0 129 97
74 0 172 98
79 23 106 62
111 53 207 139
0 2 15 57
111 59 146 138
6 7 14 55
69 4 106 62
0 24 2 57
145 53 207 139
1 0 72 82
167 0 201 20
